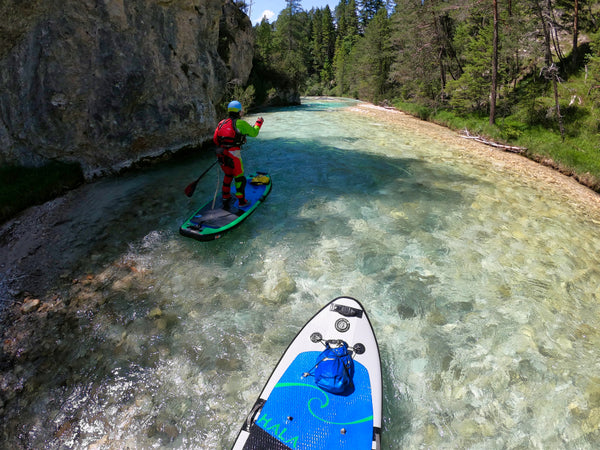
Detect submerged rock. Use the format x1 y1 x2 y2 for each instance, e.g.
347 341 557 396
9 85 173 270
19 298 40 314
397 304 417 319
148 418 180 442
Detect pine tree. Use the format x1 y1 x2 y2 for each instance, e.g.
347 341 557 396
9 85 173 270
309 7 336 83
286 0 303 15
350 7 392 102
359 0 386 31
271 4 311 93
446 19 495 113
333 0 360 96
255 18 274 64
388 0 454 102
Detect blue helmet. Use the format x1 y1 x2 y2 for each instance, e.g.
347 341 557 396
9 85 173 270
227 100 242 113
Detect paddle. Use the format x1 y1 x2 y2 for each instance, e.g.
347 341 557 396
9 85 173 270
184 160 218 197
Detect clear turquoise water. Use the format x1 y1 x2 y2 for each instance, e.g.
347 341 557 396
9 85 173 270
2 98 600 449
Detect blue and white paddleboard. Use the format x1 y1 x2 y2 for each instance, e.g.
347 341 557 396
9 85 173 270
232 296 382 450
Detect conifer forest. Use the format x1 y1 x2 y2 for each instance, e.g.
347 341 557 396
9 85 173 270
241 0 600 189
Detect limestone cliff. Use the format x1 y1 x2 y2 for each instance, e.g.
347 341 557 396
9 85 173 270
0 0 253 178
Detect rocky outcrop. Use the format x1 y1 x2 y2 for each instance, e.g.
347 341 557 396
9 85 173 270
0 0 254 178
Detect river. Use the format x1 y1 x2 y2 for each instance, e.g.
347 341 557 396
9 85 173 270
1 98 600 449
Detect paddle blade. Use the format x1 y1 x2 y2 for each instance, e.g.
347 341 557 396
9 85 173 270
184 180 198 197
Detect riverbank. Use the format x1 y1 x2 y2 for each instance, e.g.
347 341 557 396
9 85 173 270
0 184 109 311
350 102 600 223
390 98 600 195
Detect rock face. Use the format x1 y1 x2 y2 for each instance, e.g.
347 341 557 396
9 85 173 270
0 0 254 178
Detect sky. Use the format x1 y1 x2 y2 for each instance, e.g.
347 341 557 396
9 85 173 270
249 0 336 26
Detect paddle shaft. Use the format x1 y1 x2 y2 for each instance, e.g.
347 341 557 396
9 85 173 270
184 160 218 197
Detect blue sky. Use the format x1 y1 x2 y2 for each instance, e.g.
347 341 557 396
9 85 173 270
249 0 336 25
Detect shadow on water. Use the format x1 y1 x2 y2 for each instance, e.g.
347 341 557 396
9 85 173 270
246 135 473 232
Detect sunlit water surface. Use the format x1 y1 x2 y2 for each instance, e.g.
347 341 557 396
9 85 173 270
2 98 600 449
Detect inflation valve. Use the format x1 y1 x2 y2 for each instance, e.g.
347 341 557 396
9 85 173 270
335 318 350 333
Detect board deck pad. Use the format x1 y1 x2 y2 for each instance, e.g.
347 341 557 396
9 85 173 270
232 297 382 450
180 172 271 241
253 352 373 449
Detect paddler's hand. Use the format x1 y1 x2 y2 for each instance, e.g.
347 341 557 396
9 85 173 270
255 117 264 129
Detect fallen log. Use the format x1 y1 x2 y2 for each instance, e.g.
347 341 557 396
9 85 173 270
461 129 527 154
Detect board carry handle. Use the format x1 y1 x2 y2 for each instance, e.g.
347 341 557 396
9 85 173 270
242 398 266 432
330 303 363 318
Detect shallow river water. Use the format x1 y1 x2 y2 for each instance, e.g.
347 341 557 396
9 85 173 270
2 98 600 449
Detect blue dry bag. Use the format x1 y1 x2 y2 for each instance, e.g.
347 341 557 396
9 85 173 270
312 342 355 395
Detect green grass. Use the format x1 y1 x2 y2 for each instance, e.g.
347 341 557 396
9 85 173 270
393 98 600 193
390 47 600 194
517 129 600 189
392 100 435 121
0 161 84 224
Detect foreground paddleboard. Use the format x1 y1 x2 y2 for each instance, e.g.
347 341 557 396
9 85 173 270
232 296 382 450
179 172 272 241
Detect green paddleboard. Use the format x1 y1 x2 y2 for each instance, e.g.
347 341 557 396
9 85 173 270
179 172 272 241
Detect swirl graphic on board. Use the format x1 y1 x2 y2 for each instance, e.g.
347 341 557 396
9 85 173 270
274 382 373 425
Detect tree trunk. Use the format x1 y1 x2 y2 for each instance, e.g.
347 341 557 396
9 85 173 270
490 0 499 125
572 0 579 71
536 0 565 140
536 0 553 66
